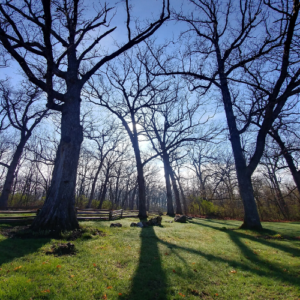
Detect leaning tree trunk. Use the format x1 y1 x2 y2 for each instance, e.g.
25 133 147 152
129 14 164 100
162 152 175 216
31 99 82 231
0 137 29 209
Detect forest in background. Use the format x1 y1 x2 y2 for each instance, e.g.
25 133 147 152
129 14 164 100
0 0 299 228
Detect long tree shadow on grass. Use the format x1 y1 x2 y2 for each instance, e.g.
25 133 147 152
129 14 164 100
124 219 300 299
191 219 300 257
183 219 300 287
0 224 51 266
123 226 167 300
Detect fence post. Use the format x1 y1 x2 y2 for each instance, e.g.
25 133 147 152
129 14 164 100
109 210 112 221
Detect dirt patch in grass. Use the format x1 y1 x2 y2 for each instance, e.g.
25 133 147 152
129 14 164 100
46 242 76 256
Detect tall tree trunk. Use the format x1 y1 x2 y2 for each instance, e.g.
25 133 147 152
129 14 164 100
162 152 174 216
0 136 29 209
217 59 262 229
132 135 147 219
31 99 82 231
169 166 183 214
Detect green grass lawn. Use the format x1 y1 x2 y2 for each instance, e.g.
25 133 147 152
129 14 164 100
0 217 299 299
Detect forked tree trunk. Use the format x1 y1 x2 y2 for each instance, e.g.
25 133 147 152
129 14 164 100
0 137 29 209
31 99 82 231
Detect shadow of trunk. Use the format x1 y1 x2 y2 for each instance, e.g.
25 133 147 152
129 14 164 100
0 229 50 266
123 226 167 300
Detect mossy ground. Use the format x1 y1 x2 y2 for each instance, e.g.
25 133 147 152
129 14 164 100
0 217 299 299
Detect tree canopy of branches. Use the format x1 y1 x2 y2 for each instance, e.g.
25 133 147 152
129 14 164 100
87 49 179 218
0 81 49 209
148 0 300 229
0 0 170 230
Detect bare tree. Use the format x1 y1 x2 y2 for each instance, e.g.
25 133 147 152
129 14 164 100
256 101 300 195
88 50 176 218
0 82 49 209
84 121 122 208
142 90 218 215
148 0 300 229
259 146 290 219
187 141 220 200
0 0 170 230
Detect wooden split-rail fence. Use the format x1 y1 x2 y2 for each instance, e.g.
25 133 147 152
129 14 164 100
0 208 156 224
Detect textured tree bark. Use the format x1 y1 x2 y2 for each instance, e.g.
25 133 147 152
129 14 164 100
237 171 262 229
31 98 82 231
0 138 28 209
162 152 174 216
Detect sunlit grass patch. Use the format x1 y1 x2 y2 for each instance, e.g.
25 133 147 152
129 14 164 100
0 217 299 299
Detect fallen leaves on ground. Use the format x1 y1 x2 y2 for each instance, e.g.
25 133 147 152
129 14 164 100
56 265 61 269
118 293 122 295
172 269 176 273
41 289 50 293
70 275 74 278
93 263 97 267
230 270 237 273
178 292 185 297
102 294 107 299
14 266 22 271
106 286 112 289
193 269 197 272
